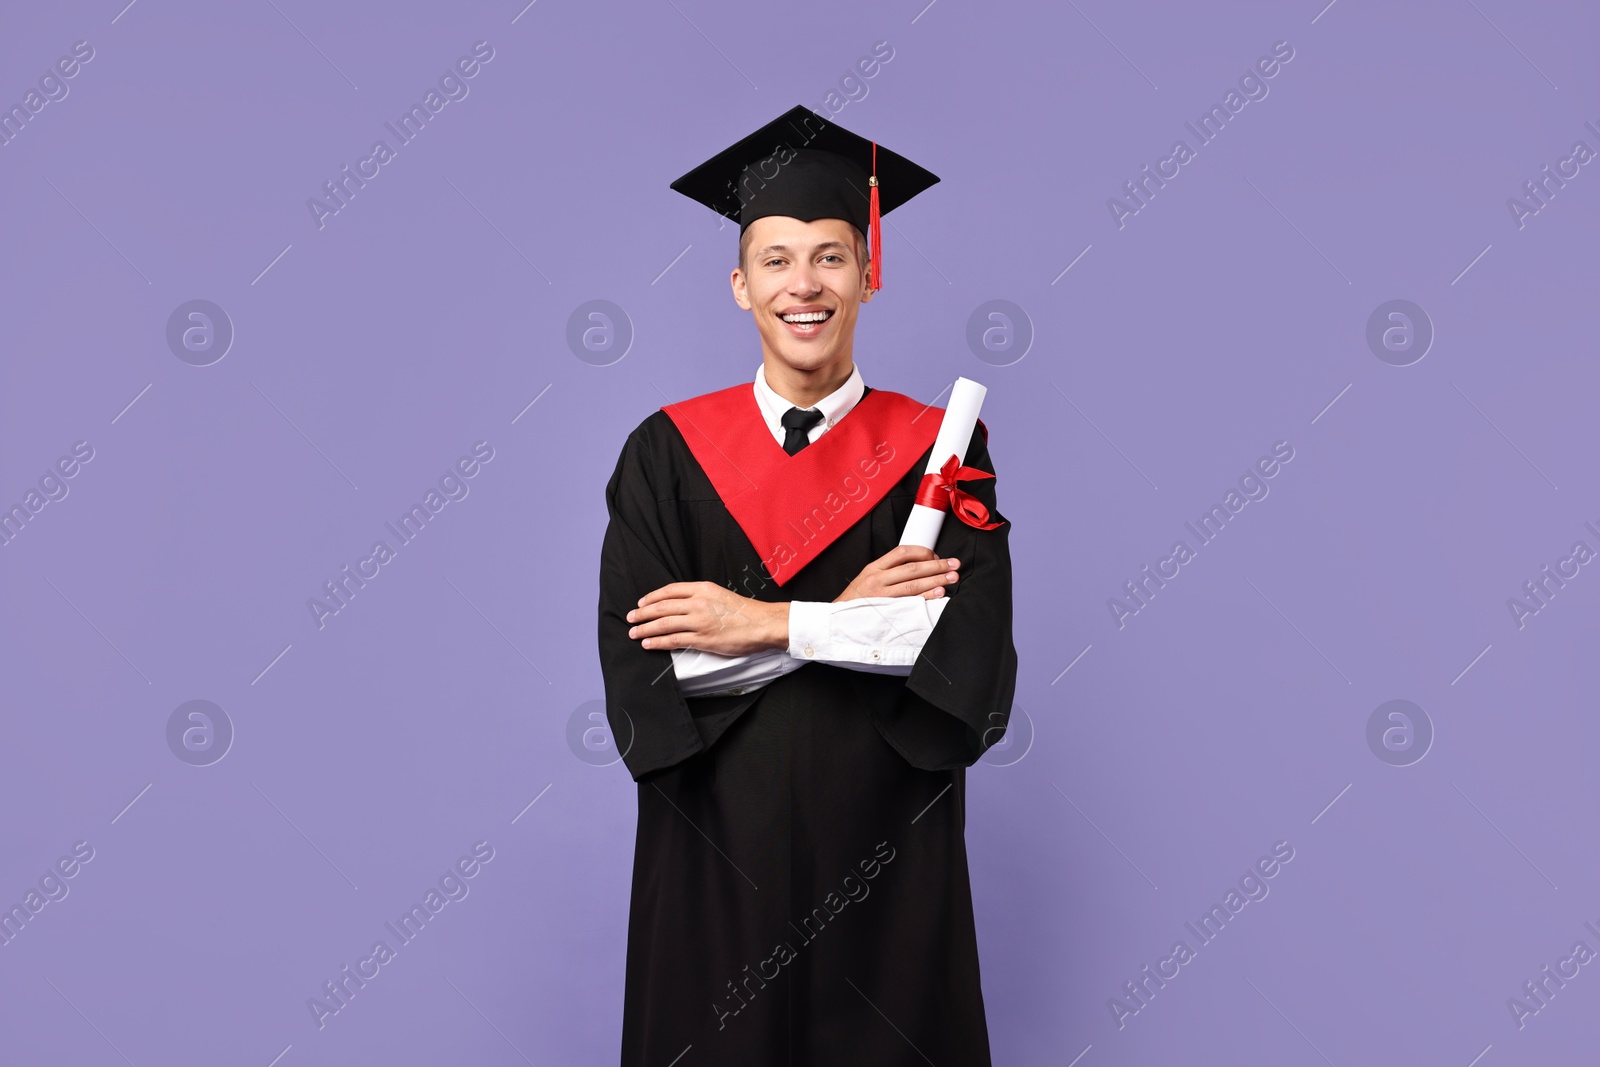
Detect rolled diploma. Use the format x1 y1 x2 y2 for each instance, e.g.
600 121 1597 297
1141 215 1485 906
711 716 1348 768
899 376 988 549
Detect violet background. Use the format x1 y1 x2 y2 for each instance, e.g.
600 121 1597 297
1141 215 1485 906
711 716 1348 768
2 0 1597 1064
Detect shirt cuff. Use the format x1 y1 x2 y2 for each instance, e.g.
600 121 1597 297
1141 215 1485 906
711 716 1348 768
787 600 831 662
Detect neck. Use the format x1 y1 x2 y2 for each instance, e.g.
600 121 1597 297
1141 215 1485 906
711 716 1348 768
762 354 854 410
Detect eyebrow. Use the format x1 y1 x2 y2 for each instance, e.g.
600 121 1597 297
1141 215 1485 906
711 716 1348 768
753 241 852 257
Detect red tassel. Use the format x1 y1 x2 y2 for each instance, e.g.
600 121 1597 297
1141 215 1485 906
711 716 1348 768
868 141 882 291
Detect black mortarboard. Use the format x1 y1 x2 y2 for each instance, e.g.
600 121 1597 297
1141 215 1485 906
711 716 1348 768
669 105 940 291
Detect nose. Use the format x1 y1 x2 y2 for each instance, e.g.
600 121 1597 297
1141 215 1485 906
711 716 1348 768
788 259 821 296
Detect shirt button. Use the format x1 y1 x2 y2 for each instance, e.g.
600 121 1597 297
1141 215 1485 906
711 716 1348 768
803 645 815 657
872 650 881 660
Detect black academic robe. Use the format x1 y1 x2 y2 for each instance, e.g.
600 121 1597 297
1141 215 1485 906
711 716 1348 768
597 384 1017 1066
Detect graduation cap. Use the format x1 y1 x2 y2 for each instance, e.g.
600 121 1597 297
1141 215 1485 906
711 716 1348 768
669 105 940 291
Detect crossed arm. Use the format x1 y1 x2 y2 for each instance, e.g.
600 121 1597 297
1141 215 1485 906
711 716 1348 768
624 545 963 696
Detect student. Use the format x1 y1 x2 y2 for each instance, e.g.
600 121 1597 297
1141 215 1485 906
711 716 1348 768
597 105 1017 1065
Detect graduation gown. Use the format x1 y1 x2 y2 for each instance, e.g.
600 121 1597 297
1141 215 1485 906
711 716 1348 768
597 380 1017 1066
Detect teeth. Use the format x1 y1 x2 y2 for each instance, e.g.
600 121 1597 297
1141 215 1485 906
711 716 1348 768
782 311 831 323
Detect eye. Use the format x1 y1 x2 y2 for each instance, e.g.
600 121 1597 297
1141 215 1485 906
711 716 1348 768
763 258 784 268
821 254 844 263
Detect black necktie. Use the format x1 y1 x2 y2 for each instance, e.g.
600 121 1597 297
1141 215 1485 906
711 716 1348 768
781 406 826 455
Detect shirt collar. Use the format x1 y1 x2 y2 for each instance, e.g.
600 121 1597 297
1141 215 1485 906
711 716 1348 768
752 361 866 447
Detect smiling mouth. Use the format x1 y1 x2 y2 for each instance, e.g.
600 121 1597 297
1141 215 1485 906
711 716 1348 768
779 310 834 337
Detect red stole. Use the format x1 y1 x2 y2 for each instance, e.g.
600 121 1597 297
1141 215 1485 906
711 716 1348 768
662 382 951 587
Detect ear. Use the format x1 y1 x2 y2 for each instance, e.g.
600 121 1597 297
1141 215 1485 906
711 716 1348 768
859 265 876 304
731 267 752 310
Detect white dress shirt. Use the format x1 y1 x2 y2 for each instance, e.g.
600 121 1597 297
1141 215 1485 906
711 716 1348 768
670 362 950 698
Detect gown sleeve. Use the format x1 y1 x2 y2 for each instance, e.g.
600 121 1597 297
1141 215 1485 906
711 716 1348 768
597 425 709 780
871 420 1019 770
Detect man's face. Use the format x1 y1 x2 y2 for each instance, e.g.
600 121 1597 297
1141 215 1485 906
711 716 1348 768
731 215 874 374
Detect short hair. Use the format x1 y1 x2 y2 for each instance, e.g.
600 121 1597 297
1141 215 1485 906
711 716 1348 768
739 225 869 277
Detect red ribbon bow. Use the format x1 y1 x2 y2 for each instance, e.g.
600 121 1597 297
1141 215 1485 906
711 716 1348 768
913 454 1005 531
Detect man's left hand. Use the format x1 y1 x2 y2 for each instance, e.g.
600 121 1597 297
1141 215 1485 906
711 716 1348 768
626 582 786 656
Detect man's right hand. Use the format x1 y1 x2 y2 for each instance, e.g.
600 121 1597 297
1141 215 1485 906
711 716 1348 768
834 545 960 603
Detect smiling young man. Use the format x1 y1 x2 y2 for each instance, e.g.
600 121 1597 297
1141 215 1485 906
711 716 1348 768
597 105 1017 1065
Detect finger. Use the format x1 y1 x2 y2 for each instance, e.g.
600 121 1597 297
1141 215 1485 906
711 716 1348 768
629 614 699 641
627 597 693 623
886 558 959 586
920 586 947 600
892 572 958 598
873 544 935 571
638 582 704 607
